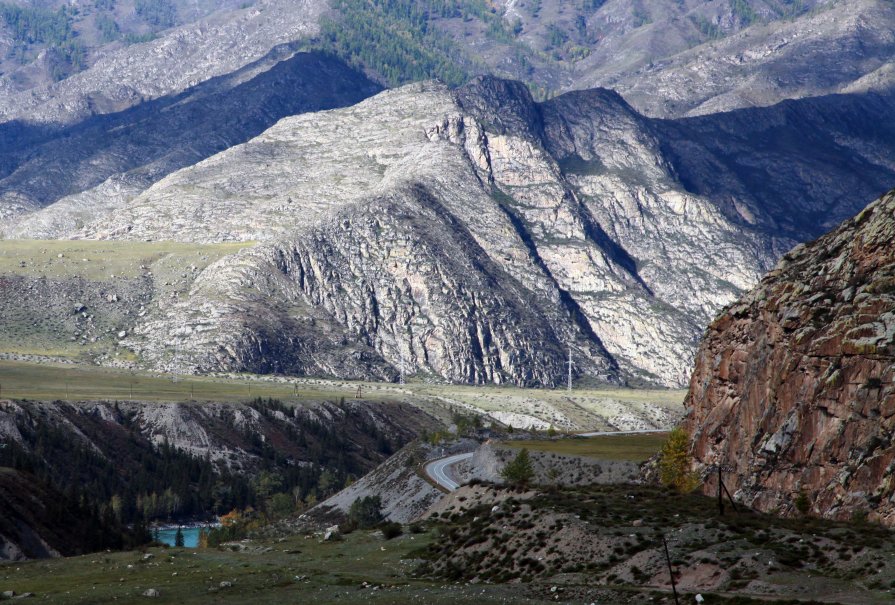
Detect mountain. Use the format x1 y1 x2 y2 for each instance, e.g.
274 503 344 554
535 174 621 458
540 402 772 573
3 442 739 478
570 0 895 117
0 468 131 560
1 1 894 388
684 188 895 525
313 0 895 117
0 49 380 232
2 0 893 125
5 78 889 387
0 0 326 125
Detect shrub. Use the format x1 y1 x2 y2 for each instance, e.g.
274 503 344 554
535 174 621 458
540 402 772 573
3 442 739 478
381 521 403 540
348 495 383 529
795 491 811 515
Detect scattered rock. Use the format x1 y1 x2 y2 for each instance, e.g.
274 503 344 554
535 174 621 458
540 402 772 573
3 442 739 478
142 589 160 598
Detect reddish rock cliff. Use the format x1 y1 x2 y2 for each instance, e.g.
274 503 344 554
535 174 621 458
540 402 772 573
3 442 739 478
684 189 895 524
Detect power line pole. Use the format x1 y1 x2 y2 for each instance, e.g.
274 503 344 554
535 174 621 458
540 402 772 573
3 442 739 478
567 347 573 393
662 535 681 605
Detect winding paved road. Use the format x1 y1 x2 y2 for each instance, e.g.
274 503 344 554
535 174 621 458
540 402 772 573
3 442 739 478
424 429 668 491
424 452 473 491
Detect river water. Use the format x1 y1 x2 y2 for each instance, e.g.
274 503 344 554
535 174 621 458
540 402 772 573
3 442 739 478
154 526 202 548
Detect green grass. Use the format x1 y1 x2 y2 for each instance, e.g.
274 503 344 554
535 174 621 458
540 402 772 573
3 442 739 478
0 530 542 604
502 433 669 461
0 239 251 281
0 359 684 435
0 360 376 403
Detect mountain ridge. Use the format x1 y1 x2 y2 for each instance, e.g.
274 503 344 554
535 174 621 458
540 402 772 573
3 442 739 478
4 78 889 387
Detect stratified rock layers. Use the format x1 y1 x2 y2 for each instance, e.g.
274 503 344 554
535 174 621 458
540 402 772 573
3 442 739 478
107 79 774 387
684 189 895 524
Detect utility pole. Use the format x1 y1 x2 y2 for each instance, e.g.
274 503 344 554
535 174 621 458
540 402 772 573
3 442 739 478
567 347 573 393
662 535 681 605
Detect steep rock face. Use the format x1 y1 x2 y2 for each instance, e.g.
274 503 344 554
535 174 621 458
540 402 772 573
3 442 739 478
684 189 895 524
94 80 768 386
61 78 895 387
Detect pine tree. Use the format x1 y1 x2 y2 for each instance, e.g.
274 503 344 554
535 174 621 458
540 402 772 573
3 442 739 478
501 448 534 486
174 527 185 547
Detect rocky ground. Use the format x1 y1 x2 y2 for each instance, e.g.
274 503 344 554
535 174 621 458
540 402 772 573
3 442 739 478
419 483 895 603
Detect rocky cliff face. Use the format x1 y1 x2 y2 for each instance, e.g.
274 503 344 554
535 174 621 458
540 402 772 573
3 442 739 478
48 77 887 388
684 188 895 524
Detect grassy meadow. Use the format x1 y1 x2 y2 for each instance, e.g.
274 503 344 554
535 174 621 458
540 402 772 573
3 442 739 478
503 433 670 462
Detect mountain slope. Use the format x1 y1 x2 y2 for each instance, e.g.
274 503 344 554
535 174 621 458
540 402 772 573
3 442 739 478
684 188 895 525
0 0 326 126
0 468 130 561
0 50 380 232
18 78 887 388
575 0 895 117
314 0 895 117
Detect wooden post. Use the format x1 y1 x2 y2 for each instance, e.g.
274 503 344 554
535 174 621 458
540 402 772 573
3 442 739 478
662 535 681 605
718 466 724 515
722 479 739 513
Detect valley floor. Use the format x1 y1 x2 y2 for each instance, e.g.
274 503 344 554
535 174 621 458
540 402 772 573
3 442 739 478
0 359 685 433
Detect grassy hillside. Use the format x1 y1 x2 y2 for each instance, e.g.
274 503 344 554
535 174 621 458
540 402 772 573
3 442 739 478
504 433 669 461
0 239 251 362
0 360 365 403
0 358 684 434
0 239 249 280
5 487 895 603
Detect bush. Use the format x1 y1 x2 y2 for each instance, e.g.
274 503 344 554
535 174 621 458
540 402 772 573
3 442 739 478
381 521 403 540
795 491 811 515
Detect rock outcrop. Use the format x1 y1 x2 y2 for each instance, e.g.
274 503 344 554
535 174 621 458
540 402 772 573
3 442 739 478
684 188 895 524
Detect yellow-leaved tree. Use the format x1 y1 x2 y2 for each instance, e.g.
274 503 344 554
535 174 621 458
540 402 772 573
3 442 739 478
659 427 700 492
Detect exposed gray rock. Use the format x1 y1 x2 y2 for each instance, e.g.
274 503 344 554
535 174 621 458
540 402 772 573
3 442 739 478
0 0 326 126
65 78 895 387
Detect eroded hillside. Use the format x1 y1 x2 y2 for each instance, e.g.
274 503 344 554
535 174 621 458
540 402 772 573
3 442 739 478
10 78 892 388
